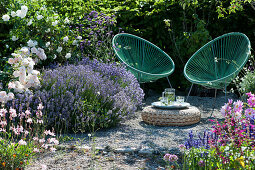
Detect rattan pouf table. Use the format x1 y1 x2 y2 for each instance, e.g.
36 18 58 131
141 106 201 126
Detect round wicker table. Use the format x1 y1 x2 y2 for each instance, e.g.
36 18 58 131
141 106 201 126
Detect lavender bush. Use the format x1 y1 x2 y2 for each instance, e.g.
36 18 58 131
20 57 144 133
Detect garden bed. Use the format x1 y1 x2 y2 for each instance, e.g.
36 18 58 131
26 94 234 169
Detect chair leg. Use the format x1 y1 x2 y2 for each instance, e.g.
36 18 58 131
166 77 172 88
225 83 227 102
186 83 193 102
210 89 217 117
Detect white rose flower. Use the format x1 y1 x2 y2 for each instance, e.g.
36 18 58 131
8 58 15 64
11 11 16 17
19 66 26 75
37 15 43 20
31 47 38 54
12 36 19 41
20 47 29 54
7 92 14 101
65 53 71 59
14 81 24 93
13 71 20 77
36 48 47 60
31 70 40 75
19 74 26 84
27 19 33 26
46 42 50 47
22 58 30 66
77 36 82 40
52 20 58 26
0 91 7 103
16 10 26 18
56 47 62 53
21 5 28 13
45 28 50 33
63 36 68 42
64 17 70 24
27 40 37 47
2 14 10 21
72 40 77 45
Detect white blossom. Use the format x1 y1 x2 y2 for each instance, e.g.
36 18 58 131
65 53 71 59
53 54 57 59
27 39 38 47
64 17 70 24
56 46 62 53
45 28 50 33
12 36 19 41
63 36 68 42
46 42 50 47
11 11 16 17
20 47 30 54
31 47 38 54
27 19 33 26
77 36 82 40
72 40 77 45
2 14 10 21
18 139 27 145
21 5 28 13
36 15 43 20
16 9 26 18
52 20 58 26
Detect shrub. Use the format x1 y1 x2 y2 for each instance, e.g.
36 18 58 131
233 55 255 96
78 10 119 63
1 0 81 65
22 57 144 133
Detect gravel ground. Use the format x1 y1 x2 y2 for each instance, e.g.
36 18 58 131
27 93 238 170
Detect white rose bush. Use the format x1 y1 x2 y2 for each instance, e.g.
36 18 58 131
2 1 81 64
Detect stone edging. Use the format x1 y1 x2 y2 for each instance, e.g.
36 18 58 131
55 144 181 157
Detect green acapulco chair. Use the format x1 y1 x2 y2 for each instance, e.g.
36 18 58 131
112 33 175 86
184 32 251 101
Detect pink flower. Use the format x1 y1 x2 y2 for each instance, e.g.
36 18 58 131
26 118 33 124
39 139 45 143
233 100 243 113
9 108 17 118
37 103 44 110
50 147 56 152
33 137 39 141
245 108 255 118
42 144 48 149
168 154 178 162
221 103 230 117
248 96 255 107
246 92 254 98
33 148 40 153
18 139 27 145
0 109 7 117
25 110 31 116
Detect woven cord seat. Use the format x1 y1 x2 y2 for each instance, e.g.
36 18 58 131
112 33 175 84
184 32 251 90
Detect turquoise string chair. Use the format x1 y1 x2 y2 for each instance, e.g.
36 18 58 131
184 32 251 101
112 33 175 86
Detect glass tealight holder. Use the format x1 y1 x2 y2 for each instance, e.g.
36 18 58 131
176 96 185 103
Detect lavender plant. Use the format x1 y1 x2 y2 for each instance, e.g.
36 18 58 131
20 57 144 133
